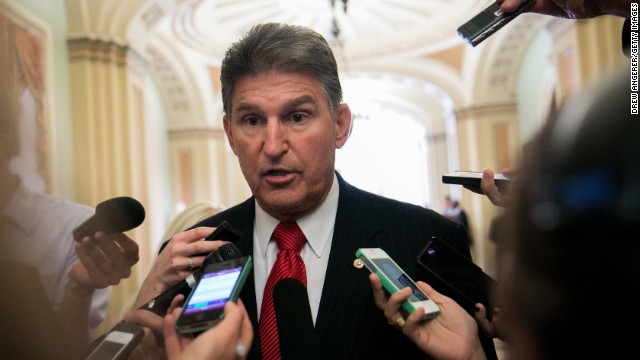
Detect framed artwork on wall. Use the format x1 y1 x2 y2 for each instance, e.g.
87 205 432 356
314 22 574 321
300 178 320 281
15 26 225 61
0 3 51 193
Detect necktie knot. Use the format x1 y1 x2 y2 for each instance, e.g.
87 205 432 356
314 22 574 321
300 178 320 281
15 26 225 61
273 222 306 252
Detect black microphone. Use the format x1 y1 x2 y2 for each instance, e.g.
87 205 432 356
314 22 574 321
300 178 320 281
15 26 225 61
73 196 146 241
139 242 243 316
273 278 320 360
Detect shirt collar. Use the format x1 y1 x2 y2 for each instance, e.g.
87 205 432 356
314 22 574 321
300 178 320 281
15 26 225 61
3 184 36 235
255 172 339 258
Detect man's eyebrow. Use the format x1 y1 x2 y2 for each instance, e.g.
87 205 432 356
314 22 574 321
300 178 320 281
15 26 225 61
234 102 258 113
286 95 317 109
234 95 317 113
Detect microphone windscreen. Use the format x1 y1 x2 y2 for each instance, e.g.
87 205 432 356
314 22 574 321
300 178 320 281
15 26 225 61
201 242 243 267
273 278 319 360
95 196 146 233
215 242 243 261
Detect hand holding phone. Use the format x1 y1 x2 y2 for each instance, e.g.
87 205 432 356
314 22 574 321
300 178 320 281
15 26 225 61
442 171 509 188
355 248 440 320
204 221 243 241
457 0 537 47
174 256 252 334
86 322 144 360
194 221 243 256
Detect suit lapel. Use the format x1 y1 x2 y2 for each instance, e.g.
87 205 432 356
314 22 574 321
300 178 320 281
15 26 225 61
314 174 386 355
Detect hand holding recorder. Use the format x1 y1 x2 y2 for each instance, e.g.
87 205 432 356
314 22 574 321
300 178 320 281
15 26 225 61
69 196 144 293
457 0 629 47
138 242 244 316
444 168 517 207
498 0 631 19
70 232 140 292
133 222 242 310
456 0 537 47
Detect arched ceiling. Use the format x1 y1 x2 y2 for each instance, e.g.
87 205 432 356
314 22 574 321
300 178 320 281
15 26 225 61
167 0 489 61
129 0 547 134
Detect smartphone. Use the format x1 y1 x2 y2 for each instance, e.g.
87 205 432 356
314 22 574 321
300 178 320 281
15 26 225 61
416 236 497 320
193 221 244 256
158 221 243 255
457 0 537 47
204 221 243 241
174 256 252 334
86 322 144 360
442 171 509 189
355 248 440 320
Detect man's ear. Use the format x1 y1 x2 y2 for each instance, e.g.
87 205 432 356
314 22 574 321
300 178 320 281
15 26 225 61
335 103 352 149
223 115 237 155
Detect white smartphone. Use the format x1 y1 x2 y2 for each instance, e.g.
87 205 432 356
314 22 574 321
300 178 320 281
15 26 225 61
86 322 144 360
174 256 252 334
355 248 440 320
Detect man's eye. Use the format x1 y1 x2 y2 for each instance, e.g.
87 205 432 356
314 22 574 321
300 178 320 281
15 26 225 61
245 116 260 126
291 113 305 123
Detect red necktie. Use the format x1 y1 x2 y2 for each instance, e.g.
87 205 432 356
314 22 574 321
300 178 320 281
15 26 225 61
259 222 308 360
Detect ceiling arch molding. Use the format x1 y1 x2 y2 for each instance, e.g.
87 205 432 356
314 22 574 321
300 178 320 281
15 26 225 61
471 14 551 103
348 56 465 109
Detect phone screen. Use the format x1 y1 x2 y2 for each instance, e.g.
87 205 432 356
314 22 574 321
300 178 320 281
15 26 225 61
182 266 242 315
175 256 252 334
371 258 428 302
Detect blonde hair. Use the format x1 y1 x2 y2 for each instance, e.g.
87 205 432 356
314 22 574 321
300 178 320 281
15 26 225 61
161 202 224 241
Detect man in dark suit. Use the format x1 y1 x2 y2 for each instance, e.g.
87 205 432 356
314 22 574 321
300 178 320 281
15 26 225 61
131 22 496 359
193 172 496 359
192 23 495 359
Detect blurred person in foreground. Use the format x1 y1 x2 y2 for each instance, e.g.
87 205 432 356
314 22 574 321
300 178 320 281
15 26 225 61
0 44 139 358
371 62 638 359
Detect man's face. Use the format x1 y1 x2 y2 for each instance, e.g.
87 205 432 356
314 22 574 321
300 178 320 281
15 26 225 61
224 71 351 221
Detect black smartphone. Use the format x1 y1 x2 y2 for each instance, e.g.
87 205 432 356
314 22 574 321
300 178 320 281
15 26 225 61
457 0 537 47
191 221 243 256
86 322 144 360
442 171 509 189
174 256 252 334
416 236 497 320
204 221 242 241
158 221 243 255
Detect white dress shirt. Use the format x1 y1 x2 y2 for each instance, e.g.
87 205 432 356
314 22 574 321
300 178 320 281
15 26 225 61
0 184 110 332
254 173 339 324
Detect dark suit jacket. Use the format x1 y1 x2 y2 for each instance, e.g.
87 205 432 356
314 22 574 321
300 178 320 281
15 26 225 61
189 172 497 359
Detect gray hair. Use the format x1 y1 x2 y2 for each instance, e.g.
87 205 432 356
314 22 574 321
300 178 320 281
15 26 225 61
220 23 342 119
